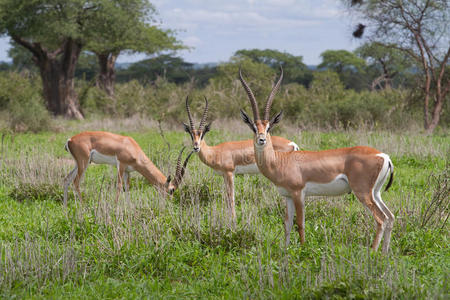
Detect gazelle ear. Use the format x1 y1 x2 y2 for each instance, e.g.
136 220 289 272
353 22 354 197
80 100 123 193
183 123 191 134
203 122 212 134
269 111 283 131
240 109 256 133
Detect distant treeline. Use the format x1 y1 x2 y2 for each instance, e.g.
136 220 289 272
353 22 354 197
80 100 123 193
1 47 419 92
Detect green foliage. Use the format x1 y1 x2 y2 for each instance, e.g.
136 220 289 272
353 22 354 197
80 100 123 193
235 48 312 86
355 42 414 89
86 0 183 56
318 50 368 90
117 54 194 84
0 72 51 132
319 50 366 73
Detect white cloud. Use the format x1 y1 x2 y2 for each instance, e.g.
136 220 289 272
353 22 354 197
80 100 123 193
183 35 202 47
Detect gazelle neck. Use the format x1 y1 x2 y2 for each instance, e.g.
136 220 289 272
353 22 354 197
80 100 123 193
254 134 277 171
198 139 214 164
136 158 168 189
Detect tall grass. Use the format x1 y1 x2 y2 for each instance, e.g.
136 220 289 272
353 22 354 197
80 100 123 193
0 119 448 298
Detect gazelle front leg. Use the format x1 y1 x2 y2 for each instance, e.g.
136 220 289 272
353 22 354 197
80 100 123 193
284 196 295 247
116 163 127 202
223 171 236 224
292 190 306 244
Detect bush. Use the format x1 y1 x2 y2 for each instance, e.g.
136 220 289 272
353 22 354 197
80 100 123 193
0 72 51 132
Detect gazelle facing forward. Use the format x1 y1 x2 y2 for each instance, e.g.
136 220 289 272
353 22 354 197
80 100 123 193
238 68 395 253
183 96 299 222
63 131 193 205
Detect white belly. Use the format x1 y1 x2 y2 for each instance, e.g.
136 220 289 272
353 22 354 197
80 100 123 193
234 163 260 175
304 174 351 196
277 174 352 198
277 187 290 197
89 150 134 172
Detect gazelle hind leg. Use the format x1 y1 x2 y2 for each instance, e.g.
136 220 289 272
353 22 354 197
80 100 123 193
354 191 388 251
284 196 295 247
374 190 395 253
73 159 89 202
63 166 77 206
373 154 395 253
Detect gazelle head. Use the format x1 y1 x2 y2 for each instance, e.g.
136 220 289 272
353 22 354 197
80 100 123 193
164 146 194 195
239 67 284 149
183 96 212 153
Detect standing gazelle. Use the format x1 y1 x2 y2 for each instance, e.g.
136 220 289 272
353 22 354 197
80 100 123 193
63 131 193 205
238 68 395 253
183 96 299 222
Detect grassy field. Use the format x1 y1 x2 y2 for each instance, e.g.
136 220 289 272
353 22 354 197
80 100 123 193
0 118 448 299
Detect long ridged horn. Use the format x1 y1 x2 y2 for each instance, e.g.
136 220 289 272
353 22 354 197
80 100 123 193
239 67 260 121
185 96 195 129
174 148 194 186
198 96 209 131
264 67 283 120
175 146 185 179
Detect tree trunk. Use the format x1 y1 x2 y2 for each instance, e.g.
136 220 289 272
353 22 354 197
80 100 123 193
96 52 119 98
13 36 84 119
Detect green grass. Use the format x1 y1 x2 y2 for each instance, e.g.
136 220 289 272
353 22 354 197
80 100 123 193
0 120 448 299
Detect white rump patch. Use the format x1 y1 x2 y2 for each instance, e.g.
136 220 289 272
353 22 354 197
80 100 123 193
374 153 392 193
304 174 351 196
234 163 260 175
288 141 299 151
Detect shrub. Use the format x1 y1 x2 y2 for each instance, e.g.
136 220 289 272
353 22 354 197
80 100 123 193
9 182 69 202
0 72 51 132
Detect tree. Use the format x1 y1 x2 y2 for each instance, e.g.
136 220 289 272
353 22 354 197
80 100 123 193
234 49 312 86
318 49 368 90
117 54 193 84
347 0 449 133
0 0 100 119
356 42 413 90
86 1 183 97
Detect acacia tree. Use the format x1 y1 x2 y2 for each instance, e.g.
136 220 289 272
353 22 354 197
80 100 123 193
87 0 183 97
234 49 312 86
356 42 413 90
348 0 449 133
0 0 101 119
318 49 368 90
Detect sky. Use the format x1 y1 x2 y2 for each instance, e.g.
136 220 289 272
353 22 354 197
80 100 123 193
0 0 362 66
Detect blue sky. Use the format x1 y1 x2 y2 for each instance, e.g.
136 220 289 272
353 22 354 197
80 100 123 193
0 0 362 65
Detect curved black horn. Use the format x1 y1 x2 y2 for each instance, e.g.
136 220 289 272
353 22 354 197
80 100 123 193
185 96 195 129
175 146 185 179
239 67 260 121
264 66 283 120
198 96 209 131
174 149 194 186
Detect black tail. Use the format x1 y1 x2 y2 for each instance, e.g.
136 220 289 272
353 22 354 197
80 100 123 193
384 161 394 191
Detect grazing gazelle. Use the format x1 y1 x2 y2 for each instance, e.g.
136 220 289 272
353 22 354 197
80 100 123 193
238 68 395 253
183 96 299 222
63 131 193 205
